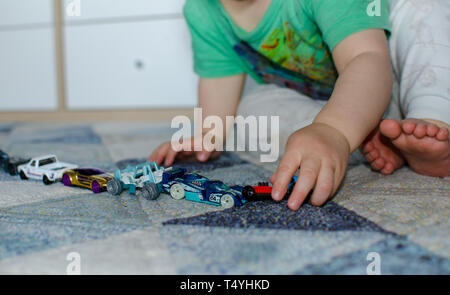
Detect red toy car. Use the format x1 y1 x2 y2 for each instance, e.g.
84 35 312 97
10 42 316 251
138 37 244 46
242 176 298 201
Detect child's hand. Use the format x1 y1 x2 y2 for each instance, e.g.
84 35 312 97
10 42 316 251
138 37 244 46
149 136 222 167
270 123 350 210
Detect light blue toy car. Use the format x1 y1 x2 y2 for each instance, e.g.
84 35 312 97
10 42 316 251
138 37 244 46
106 162 166 200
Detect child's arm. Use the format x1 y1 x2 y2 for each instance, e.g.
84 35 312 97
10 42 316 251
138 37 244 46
271 29 393 210
316 29 393 151
149 74 246 166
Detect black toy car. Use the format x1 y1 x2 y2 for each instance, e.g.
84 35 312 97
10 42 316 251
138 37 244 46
0 150 30 175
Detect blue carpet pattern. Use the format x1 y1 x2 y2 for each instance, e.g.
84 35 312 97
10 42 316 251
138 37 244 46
163 201 393 233
0 123 448 274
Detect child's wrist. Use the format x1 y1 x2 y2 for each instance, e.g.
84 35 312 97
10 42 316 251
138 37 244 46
312 121 352 154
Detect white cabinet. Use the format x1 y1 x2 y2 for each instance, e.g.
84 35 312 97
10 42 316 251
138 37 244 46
63 0 185 21
64 18 197 110
0 29 58 111
0 0 57 112
0 0 54 27
0 1 197 112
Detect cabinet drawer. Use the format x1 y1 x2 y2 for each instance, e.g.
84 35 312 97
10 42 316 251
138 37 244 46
63 0 185 22
0 0 53 27
64 19 197 110
0 29 58 111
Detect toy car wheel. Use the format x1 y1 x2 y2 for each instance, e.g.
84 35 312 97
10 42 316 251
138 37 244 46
62 174 72 187
242 186 255 199
43 175 54 185
220 194 235 209
139 183 160 201
170 183 185 200
7 164 16 175
107 178 123 195
91 181 102 194
19 171 28 180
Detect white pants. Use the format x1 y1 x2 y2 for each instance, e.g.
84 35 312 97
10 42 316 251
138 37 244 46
237 0 450 164
387 0 450 124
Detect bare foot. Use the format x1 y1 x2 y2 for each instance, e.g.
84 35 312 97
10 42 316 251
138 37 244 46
380 119 450 177
361 127 405 175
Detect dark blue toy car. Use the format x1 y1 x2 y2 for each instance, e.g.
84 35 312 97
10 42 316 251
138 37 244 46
161 168 246 208
0 150 30 175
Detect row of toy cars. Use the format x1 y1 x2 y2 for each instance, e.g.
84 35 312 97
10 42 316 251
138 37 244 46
1 151 79 184
1 150 110 190
0 150 298 209
105 162 298 208
105 162 249 208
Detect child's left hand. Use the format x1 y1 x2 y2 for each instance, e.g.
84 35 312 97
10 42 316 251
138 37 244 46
270 122 350 210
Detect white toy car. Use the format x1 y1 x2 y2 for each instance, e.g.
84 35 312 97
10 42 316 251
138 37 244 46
18 155 78 185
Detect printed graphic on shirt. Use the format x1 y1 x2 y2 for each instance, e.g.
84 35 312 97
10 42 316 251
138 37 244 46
234 41 334 101
234 22 338 100
259 22 337 86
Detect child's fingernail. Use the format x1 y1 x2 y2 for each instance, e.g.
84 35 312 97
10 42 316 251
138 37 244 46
288 199 299 209
272 190 281 200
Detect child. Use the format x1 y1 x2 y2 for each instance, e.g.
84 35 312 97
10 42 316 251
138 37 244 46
150 0 450 210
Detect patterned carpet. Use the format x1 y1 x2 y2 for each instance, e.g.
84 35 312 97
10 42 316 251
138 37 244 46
0 122 448 274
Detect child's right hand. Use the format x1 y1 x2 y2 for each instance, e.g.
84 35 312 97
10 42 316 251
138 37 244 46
149 136 222 167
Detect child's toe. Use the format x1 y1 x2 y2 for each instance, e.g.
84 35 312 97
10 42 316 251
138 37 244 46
364 150 378 162
436 128 449 141
413 124 427 138
381 162 394 175
371 157 385 170
365 149 379 162
362 141 375 154
426 124 439 137
380 119 402 139
401 121 416 135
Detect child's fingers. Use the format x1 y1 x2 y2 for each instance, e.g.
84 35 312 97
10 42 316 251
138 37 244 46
148 149 159 162
310 163 335 206
149 143 169 165
270 173 277 184
164 148 178 167
287 158 320 210
332 163 347 196
272 151 300 201
153 152 166 166
196 151 212 162
181 150 195 156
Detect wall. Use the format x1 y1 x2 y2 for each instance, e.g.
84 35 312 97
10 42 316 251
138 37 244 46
0 0 197 121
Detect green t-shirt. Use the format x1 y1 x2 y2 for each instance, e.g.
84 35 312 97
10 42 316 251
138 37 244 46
184 0 391 100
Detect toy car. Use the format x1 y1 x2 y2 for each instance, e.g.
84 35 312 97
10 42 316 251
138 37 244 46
0 150 30 175
17 155 78 185
62 168 113 193
242 176 298 201
106 161 168 200
161 168 247 209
